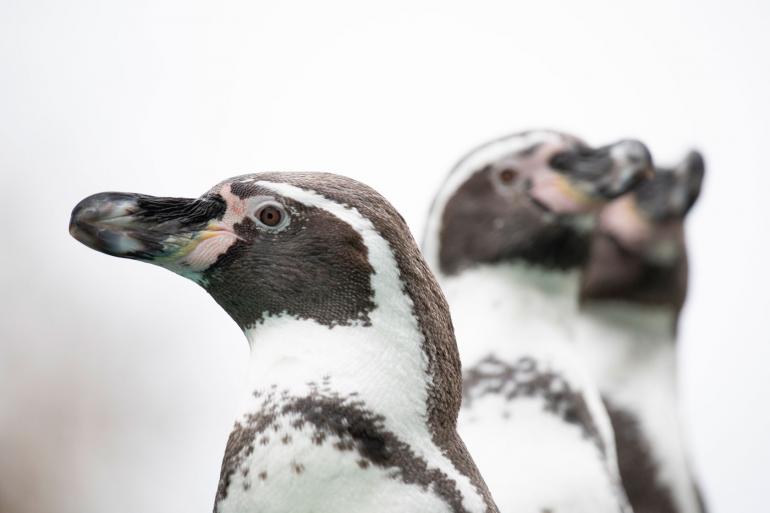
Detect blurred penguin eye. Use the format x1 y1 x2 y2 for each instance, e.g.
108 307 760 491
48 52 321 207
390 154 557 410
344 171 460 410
499 168 518 185
256 205 284 227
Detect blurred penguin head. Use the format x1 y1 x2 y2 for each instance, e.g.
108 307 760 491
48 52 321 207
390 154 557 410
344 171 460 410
426 130 654 275
581 151 705 311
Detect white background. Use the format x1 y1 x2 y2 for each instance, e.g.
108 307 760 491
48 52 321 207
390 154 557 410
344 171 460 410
1 1 768 512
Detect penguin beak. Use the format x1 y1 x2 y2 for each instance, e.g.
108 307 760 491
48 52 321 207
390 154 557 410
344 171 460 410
549 139 654 200
69 192 229 270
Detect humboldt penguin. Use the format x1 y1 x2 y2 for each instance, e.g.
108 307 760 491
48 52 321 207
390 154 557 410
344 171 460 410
70 173 499 513
423 130 653 513
578 151 707 513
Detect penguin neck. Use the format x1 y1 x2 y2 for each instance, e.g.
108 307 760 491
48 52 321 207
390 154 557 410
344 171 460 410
576 302 701 513
577 301 678 396
229 178 451 427
578 229 683 393
441 261 581 365
231 309 489 513
240 306 431 424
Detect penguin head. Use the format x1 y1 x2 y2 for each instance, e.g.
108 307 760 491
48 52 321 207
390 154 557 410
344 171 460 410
580 151 705 310
595 150 704 264
69 173 400 329
72 173 467 424
427 130 654 275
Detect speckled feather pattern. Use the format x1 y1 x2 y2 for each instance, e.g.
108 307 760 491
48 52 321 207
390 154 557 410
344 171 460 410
441 265 631 513
217 381 469 513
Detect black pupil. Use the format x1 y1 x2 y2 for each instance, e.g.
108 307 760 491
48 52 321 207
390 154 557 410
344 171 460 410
259 206 282 226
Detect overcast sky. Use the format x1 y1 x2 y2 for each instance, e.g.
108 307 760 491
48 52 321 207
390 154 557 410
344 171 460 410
1 1 768 512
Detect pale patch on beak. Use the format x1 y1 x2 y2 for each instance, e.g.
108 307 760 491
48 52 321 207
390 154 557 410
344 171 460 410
530 170 603 213
164 183 250 273
599 195 653 252
156 222 241 273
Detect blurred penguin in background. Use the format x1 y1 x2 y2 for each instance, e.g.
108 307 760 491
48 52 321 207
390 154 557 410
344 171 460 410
577 151 707 513
424 130 654 513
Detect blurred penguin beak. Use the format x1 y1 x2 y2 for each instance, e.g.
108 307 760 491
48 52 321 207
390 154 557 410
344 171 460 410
550 139 654 200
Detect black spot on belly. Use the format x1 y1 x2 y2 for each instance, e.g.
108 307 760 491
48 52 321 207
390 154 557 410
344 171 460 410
463 354 605 455
214 383 471 513
605 401 701 513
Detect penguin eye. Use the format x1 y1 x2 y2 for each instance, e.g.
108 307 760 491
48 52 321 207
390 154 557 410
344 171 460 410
498 168 519 185
256 204 285 228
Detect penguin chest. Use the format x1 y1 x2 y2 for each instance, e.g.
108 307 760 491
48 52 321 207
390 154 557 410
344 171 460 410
459 356 626 513
216 430 451 513
214 389 459 513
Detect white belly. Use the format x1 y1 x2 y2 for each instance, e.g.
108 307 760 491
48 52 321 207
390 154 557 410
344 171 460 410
459 378 624 513
441 265 627 512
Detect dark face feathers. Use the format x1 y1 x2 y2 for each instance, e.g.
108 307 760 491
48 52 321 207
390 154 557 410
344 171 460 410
438 163 593 274
71 173 502 509
69 173 395 330
435 131 654 275
201 186 377 329
580 150 706 312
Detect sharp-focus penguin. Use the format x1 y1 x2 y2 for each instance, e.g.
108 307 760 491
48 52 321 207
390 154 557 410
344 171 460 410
423 130 654 513
70 173 499 513
577 151 707 513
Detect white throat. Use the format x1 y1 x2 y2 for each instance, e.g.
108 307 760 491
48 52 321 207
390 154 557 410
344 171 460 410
222 179 434 422
577 302 677 395
441 262 581 369
241 316 427 422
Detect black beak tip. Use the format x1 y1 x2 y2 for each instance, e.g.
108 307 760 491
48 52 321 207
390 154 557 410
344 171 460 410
69 196 96 235
68 192 144 255
69 195 98 246
615 139 655 190
618 139 653 168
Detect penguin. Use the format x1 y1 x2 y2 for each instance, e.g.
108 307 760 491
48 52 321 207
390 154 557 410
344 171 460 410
423 130 654 513
69 172 499 513
577 151 707 513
